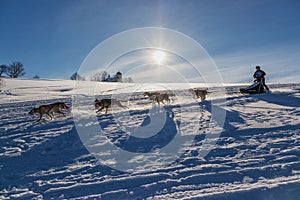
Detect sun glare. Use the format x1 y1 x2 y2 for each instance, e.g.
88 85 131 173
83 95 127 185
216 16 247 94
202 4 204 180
152 50 166 65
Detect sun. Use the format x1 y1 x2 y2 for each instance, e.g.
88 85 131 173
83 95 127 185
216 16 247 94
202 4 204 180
152 50 166 65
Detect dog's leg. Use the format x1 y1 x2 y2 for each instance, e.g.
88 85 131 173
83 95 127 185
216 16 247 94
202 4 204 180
96 107 103 113
161 99 166 105
37 114 43 122
201 93 207 101
164 95 170 105
47 113 53 120
57 110 66 117
149 96 155 104
61 111 66 117
157 97 160 106
192 93 195 99
105 107 108 114
152 99 156 104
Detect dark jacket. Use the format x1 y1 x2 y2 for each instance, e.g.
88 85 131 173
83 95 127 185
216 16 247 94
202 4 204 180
253 70 266 80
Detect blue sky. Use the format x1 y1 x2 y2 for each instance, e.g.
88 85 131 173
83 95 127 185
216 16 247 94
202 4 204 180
0 0 299 83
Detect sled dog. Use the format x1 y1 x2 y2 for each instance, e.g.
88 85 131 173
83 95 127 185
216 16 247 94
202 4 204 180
29 102 70 121
189 89 208 101
144 92 170 105
94 98 128 114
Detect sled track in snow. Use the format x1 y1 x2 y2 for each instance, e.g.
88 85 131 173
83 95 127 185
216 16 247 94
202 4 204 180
0 83 300 199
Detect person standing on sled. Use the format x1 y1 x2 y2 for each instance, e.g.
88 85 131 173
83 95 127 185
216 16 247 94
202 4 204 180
253 66 269 91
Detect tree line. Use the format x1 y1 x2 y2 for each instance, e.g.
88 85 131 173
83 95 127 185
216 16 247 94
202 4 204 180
70 71 134 83
0 62 25 78
1 62 135 83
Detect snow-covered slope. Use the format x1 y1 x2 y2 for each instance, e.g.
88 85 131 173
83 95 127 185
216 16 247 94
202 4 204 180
0 78 300 199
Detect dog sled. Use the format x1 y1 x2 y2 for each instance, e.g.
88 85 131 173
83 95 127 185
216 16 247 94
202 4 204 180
240 80 265 94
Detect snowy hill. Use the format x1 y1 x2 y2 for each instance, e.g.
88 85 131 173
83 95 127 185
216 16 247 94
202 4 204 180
0 78 300 199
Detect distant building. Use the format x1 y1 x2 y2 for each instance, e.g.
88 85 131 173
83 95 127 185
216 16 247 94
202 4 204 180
102 71 122 82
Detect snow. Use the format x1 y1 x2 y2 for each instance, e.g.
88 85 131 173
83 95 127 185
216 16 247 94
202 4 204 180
0 78 300 199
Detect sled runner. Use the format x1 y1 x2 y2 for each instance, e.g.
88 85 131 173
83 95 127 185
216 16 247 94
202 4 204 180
240 80 265 94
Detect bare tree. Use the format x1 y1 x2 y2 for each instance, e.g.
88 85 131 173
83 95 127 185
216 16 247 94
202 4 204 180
101 71 109 81
6 62 25 78
123 77 134 83
71 72 85 81
33 75 40 79
0 65 7 77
